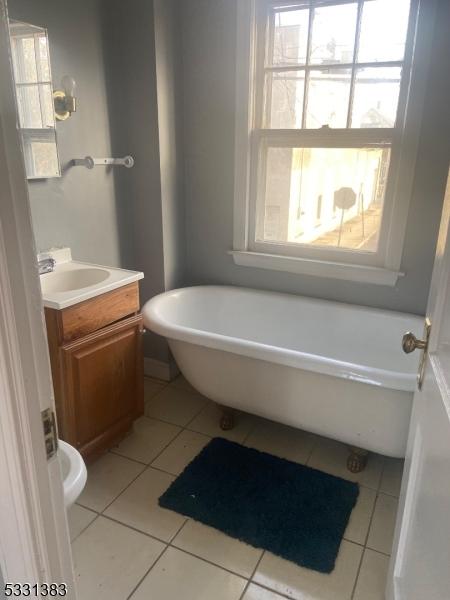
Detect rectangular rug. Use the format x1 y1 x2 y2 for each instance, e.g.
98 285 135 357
159 437 359 573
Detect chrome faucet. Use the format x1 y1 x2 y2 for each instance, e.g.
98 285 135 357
38 257 56 275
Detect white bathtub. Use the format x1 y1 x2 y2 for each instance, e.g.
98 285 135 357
143 286 423 458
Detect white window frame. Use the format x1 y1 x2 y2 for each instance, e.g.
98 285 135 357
232 0 436 285
9 22 60 179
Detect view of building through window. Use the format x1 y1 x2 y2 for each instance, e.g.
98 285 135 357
259 0 411 252
263 146 390 251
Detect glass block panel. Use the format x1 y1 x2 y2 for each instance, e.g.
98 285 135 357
21 130 59 179
351 67 402 128
359 0 411 63
306 68 351 128
271 8 309 66
29 139 59 178
310 3 358 65
260 146 391 251
265 70 305 128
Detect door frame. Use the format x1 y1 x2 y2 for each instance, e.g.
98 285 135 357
0 0 75 593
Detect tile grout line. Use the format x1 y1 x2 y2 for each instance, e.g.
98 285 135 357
377 456 387 493
79 409 398 547
125 542 169 600
137 412 185 429
342 538 391 558
77 382 207 524
363 490 381 548
97 510 258 584
144 377 169 393
75 390 213 542
75 383 400 599
92 510 255 585
350 545 366 600
99 465 147 514
69 512 101 545
237 550 265 600
351 480 387 599
100 513 178 546
168 516 190 544
99 508 257 583
109 450 148 467
305 434 321 465
142 381 170 409
148 412 399 497
145 377 211 423
76 496 394 581
246 579 305 600
240 417 261 445
164 544 250 583
99 429 188 516
123 515 194 600
183 399 213 429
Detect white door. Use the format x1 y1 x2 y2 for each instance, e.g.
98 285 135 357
0 1 75 595
388 167 450 600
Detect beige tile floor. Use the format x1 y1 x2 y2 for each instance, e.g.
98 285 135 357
70 375 403 600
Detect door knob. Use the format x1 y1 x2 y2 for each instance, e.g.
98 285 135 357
402 332 427 354
402 319 431 390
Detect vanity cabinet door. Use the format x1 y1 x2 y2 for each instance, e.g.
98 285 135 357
61 314 144 461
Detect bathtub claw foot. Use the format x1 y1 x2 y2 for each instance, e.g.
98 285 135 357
347 447 369 473
219 408 235 431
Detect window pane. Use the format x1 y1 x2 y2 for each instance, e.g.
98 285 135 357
358 0 411 63
37 34 51 81
306 68 351 128
11 36 38 83
17 84 42 128
271 8 309 66
30 140 59 178
40 84 55 128
265 71 305 128
260 146 391 251
310 3 357 65
351 67 401 128
16 83 54 129
22 132 59 179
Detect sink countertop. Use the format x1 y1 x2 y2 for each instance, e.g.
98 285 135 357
40 258 144 310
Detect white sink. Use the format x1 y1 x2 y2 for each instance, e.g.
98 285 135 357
39 251 143 310
41 267 110 294
58 439 87 508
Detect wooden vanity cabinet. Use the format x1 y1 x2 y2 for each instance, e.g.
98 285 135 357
45 282 144 462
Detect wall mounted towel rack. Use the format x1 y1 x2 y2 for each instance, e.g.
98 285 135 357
72 155 135 169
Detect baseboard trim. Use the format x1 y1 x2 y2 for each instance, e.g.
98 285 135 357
144 357 179 382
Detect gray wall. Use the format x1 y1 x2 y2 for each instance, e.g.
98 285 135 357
154 0 186 292
102 0 166 361
9 0 132 268
102 0 186 362
180 0 450 316
9 0 185 364
9 0 450 368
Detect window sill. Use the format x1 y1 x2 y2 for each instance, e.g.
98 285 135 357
229 250 404 286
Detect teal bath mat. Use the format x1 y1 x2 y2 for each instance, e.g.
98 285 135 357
159 437 359 573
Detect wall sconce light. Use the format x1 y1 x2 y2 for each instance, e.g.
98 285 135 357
53 75 77 121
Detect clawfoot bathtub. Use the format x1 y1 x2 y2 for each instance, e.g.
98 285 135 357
143 286 422 462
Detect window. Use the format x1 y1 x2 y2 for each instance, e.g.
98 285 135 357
9 21 60 179
233 0 425 285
